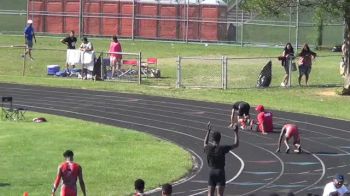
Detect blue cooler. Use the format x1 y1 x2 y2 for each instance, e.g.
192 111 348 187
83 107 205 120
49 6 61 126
47 65 60 75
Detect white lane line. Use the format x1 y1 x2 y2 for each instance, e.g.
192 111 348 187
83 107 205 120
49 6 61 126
13 97 326 194
294 149 326 194
16 99 288 196
7 89 350 150
236 143 284 196
15 103 245 196
4 87 350 149
0 86 337 194
188 150 245 196
2 86 350 133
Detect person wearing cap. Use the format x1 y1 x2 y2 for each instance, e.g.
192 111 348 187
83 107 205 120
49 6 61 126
229 101 250 129
276 124 301 153
322 174 349 196
251 105 273 135
23 19 36 60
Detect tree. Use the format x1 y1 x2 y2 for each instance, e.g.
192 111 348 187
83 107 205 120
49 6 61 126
314 7 325 48
241 0 350 95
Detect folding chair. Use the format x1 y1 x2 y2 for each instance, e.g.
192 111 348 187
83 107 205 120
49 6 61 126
1 97 16 120
140 58 158 77
119 59 138 78
146 58 158 68
1 97 26 121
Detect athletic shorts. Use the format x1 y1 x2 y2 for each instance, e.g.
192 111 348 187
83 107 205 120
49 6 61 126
298 65 311 76
61 185 77 196
110 56 121 66
208 168 226 187
25 40 33 49
238 104 250 117
292 134 301 145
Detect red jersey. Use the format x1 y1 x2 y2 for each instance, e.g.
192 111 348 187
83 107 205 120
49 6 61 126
54 161 81 196
284 124 300 144
257 111 273 132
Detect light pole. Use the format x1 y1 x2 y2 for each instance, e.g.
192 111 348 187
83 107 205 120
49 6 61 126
295 0 299 53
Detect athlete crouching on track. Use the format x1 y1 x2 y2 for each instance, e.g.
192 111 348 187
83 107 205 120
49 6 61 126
276 124 301 154
52 150 86 196
249 105 273 135
204 122 239 196
229 101 251 129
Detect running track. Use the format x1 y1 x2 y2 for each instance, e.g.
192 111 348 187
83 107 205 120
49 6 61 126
1 83 350 196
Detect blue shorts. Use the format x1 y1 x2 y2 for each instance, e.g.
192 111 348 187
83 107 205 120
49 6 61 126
26 40 33 49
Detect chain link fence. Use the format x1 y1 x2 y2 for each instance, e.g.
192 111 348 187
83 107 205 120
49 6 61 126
176 55 344 89
176 56 225 88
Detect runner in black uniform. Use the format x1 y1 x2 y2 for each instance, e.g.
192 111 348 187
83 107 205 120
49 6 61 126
204 122 239 196
229 101 251 129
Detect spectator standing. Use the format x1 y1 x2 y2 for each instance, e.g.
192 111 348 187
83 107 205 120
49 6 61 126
204 122 239 196
79 37 93 52
297 43 317 86
134 179 146 196
322 174 349 196
79 37 94 79
276 124 301 154
61 30 77 69
108 35 122 77
161 183 172 196
23 19 36 60
229 101 250 129
252 105 273 135
280 43 295 87
51 150 86 196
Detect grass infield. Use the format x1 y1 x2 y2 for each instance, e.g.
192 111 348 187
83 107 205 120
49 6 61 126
0 35 349 120
0 112 192 196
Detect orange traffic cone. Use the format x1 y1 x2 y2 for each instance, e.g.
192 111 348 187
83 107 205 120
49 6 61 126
23 192 29 196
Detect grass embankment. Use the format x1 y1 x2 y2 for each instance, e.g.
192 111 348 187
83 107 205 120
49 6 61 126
0 35 349 120
0 112 192 196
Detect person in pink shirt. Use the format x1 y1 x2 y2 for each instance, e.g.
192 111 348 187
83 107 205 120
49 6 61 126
108 36 122 77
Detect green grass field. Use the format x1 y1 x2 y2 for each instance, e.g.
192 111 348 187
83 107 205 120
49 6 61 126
0 112 192 196
0 35 349 120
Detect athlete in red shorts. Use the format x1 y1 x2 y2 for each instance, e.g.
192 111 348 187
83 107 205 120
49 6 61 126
251 105 273 135
276 124 301 153
52 150 86 196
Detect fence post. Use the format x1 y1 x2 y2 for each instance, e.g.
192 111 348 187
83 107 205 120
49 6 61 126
240 10 244 47
22 47 26 76
79 0 84 39
287 55 293 88
221 56 224 89
100 52 104 81
138 51 142 85
176 56 182 88
224 56 228 90
132 0 135 41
